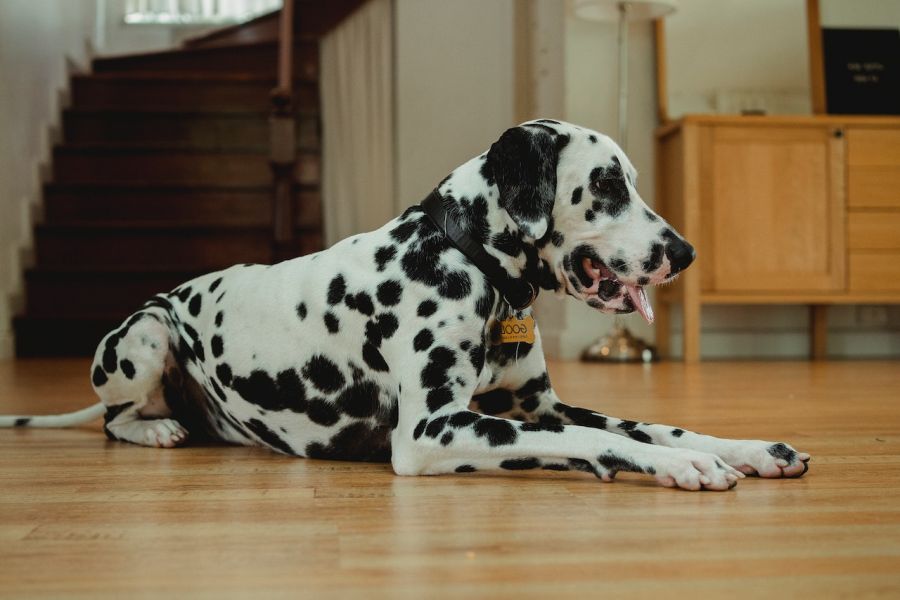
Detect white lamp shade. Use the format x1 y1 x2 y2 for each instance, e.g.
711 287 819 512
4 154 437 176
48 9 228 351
572 0 678 22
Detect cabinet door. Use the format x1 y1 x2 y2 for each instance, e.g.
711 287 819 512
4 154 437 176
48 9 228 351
705 126 845 293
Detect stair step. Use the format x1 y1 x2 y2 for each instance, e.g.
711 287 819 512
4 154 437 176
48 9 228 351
34 224 322 270
62 109 319 148
24 268 208 317
92 41 318 79
14 316 124 357
52 145 319 186
72 74 317 111
44 183 321 228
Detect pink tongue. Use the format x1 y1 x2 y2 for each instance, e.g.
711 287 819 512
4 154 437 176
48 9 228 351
624 284 654 324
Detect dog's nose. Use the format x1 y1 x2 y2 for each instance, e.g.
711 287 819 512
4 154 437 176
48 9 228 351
665 238 695 276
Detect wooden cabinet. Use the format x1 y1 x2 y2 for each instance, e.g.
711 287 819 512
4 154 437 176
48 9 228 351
655 115 900 361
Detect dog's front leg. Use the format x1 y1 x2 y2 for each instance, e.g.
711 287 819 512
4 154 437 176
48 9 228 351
510 385 811 479
390 360 742 490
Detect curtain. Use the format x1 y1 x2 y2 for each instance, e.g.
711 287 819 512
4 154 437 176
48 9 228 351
320 0 395 246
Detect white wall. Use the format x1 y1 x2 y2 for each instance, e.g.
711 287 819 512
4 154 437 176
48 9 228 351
394 0 516 209
0 0 100 357
0 0 189 358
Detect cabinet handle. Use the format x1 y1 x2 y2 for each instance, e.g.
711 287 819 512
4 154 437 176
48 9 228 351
832 129 844 138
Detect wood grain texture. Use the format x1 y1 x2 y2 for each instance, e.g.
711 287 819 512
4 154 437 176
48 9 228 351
2 358 899 598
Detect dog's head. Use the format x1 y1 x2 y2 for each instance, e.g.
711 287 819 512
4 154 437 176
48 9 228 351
486 119 694 322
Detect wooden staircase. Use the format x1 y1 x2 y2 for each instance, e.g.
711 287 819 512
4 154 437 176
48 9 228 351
14 2 364 356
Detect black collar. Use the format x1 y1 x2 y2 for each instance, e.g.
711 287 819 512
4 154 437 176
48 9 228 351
420 190 537 311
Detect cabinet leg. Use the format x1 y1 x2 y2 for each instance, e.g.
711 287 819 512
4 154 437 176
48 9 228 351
810 305 829 360
683 298 701 363
655 300 671 358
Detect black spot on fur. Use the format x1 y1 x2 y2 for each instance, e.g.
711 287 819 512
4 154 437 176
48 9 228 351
426 386 454 412
297 303 307 319
324 312 340 333
571 186 583 205
376 313 398 339
245 418 295 455
589 134 597 143
417 300 437 317
305 422 391 462
627 430 653 444
413 329 434 352
307 399 340 426
491 229 523 257
211 335 224 358
119 359 135 379
440 431 454 446
516 374 550 398
420 346 456 389
91 365 108 387
473 417 518 446
449 411 480 428
216 363 233 386
551 231 565 247
597 453 644 475
520 422 564 433
642 243 664 273
362 343 389 372
232 369 307 413
390 220 418 243
374 245 397 271
767 442 797 463
556 403 608 429
208 277 223 292
671 428 684 437
376 280 403 306
188 294 202 317
584 209 595 222
413 418 427 440
336 381 380 418
474 389 514 415
637 276 650 286
425 416 449 438
355 293 374 316
327 276 346 305
455 464 476 473
215 311 224 327
500 458 540 470
14 417 31 427
302 355 345 393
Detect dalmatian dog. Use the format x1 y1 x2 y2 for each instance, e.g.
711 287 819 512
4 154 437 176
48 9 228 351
2 119 810 491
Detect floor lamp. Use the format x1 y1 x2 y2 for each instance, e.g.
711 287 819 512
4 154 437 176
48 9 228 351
572 0 678 362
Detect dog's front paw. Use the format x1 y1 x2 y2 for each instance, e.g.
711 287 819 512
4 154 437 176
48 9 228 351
652 449 744 491
726 441 810 478
143 419 189 448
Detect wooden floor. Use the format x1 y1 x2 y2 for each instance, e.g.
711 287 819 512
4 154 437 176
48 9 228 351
1 359 899 598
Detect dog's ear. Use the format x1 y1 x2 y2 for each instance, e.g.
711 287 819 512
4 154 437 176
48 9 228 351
486 126 558 240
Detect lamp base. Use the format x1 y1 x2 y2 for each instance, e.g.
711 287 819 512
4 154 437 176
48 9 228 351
581 324 658 363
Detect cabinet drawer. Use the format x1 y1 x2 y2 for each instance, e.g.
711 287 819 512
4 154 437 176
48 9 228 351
849 252 900 292
848 212 900 250
847 129 900 209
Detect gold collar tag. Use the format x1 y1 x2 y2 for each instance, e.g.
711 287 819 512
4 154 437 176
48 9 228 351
498 315 535 344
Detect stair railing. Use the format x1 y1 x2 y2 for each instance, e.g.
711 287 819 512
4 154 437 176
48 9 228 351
270 0 297 261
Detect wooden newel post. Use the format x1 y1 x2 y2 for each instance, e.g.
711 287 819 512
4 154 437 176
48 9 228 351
270 0 296 262
270 89 296 261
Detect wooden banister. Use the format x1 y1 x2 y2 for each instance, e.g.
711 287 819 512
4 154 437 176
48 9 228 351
270 0 297 261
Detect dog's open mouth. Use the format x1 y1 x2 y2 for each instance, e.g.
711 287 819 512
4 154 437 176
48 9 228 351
580 256 654 324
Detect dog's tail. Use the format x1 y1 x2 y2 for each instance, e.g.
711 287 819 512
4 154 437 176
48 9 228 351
0 403 106 428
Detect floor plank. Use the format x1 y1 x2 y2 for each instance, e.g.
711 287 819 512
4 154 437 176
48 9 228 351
1 358 899 598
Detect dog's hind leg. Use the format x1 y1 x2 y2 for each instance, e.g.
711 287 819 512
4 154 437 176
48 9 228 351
91 310 188 448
